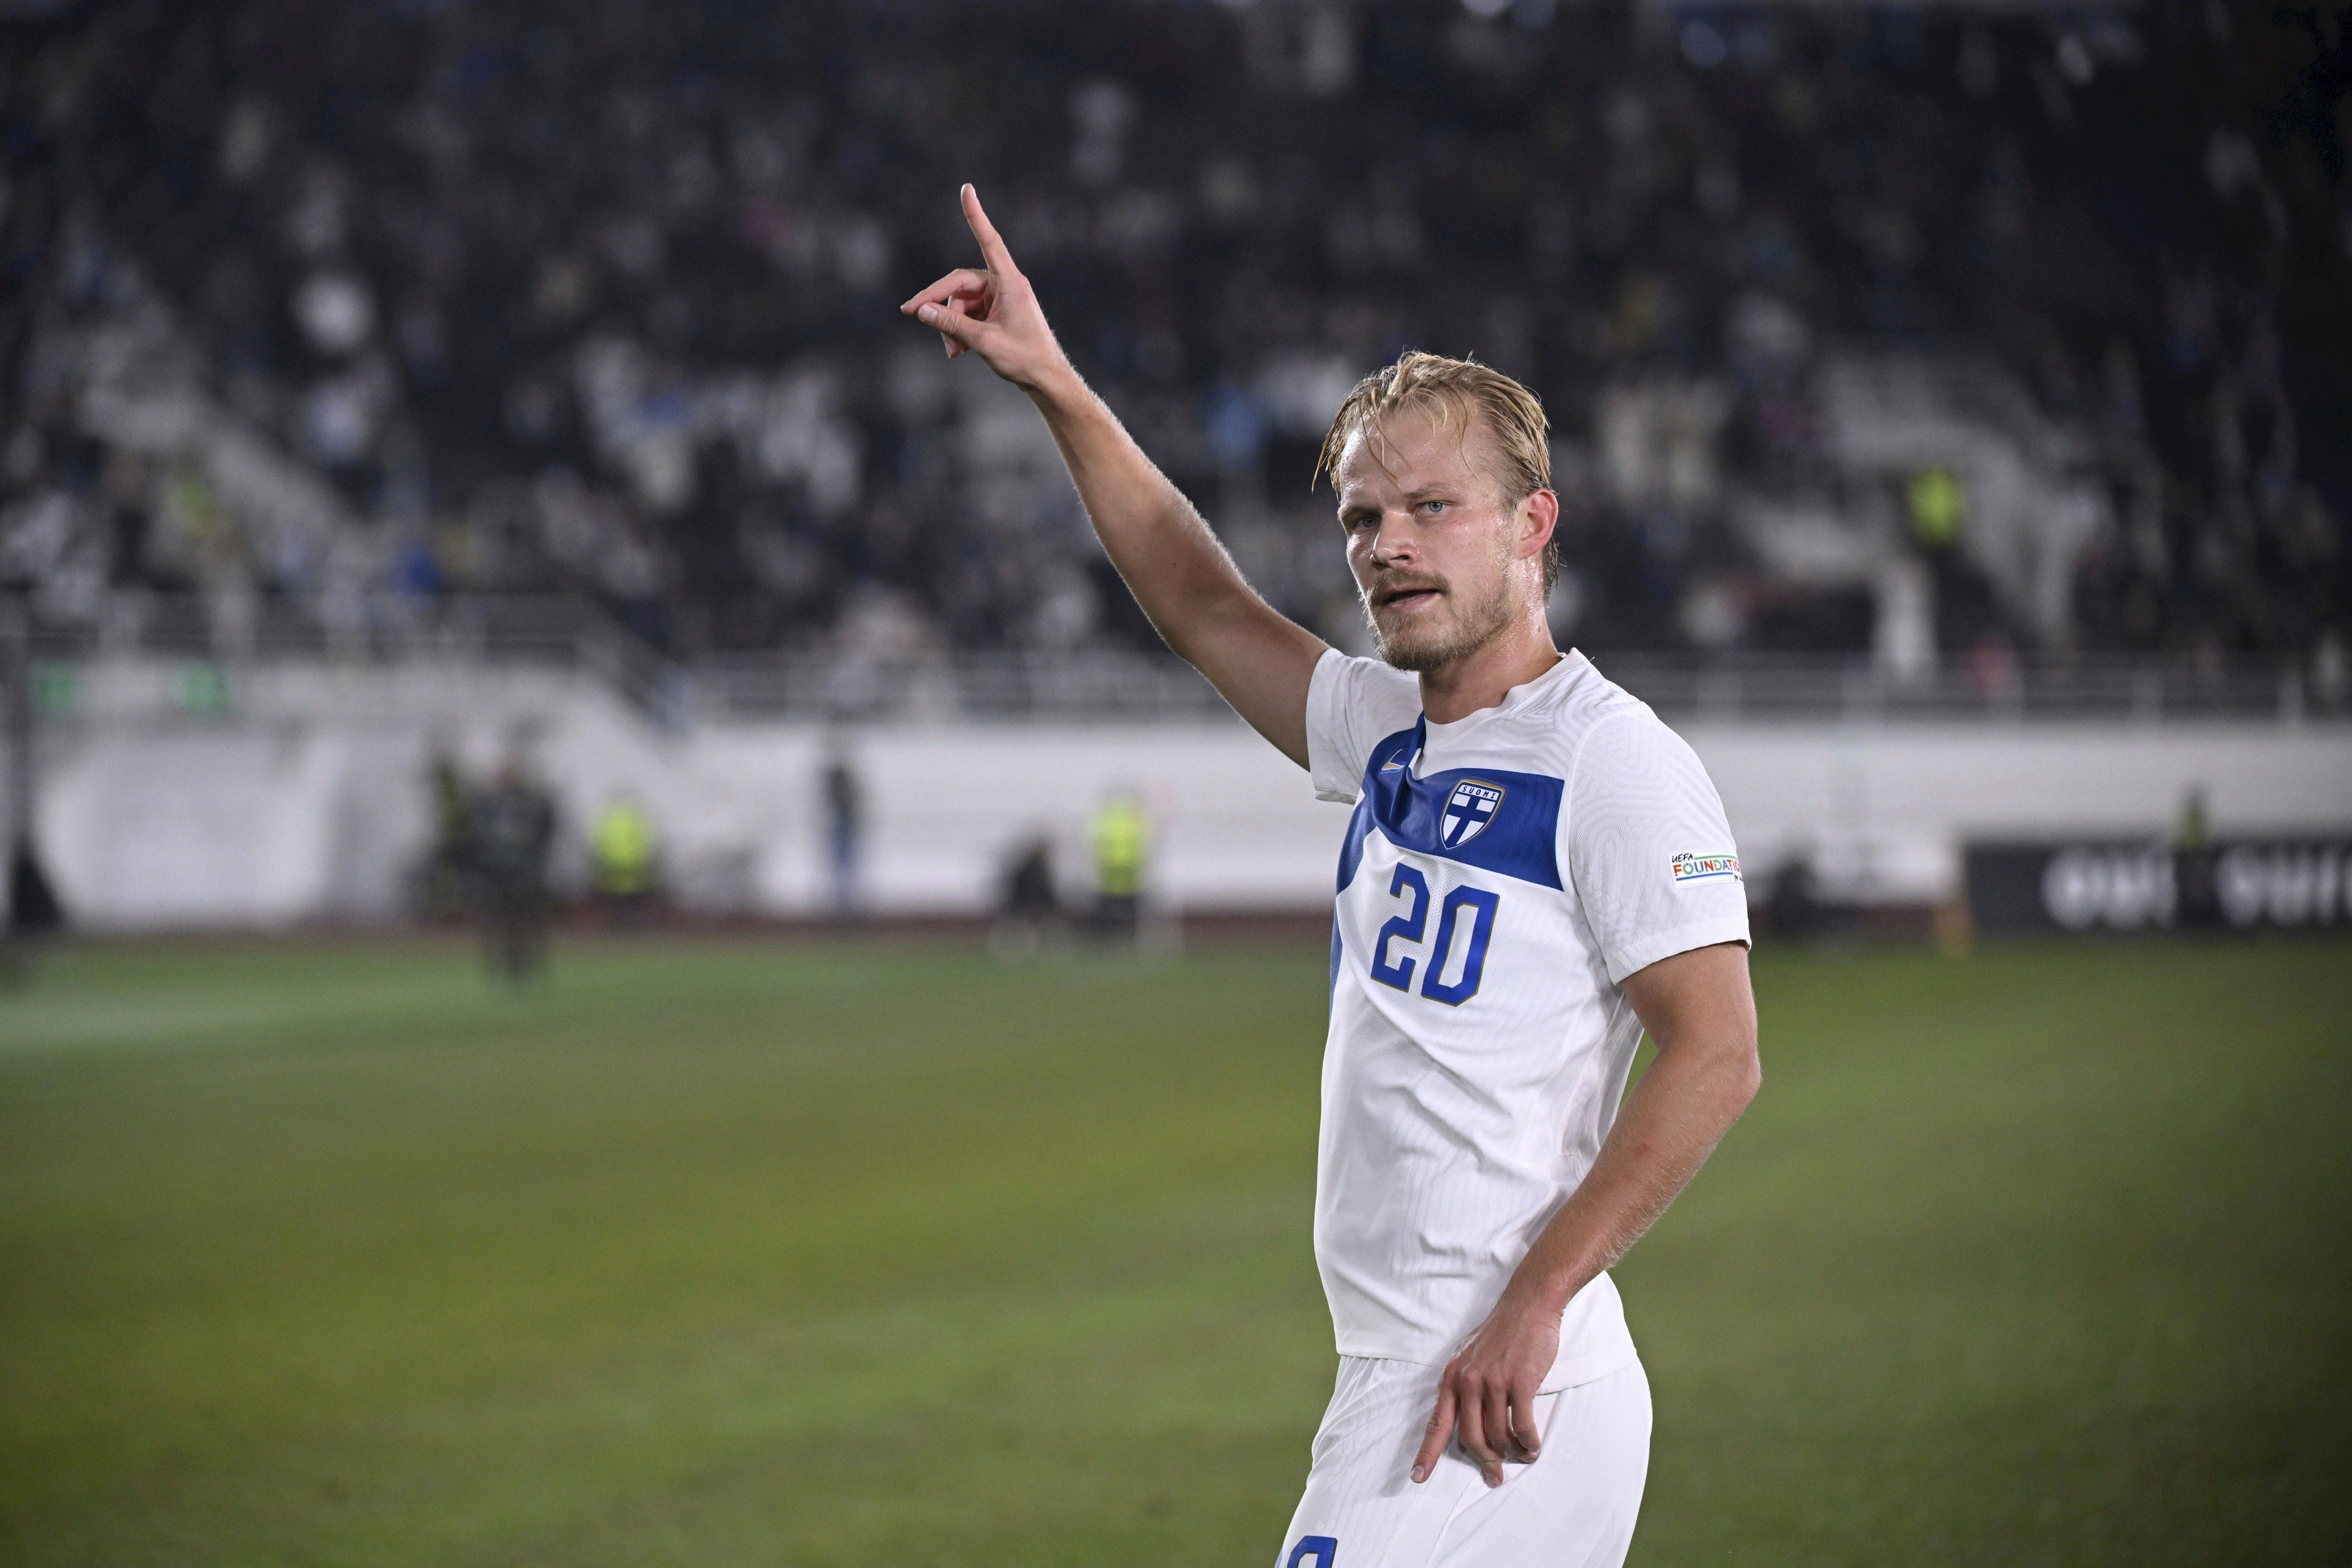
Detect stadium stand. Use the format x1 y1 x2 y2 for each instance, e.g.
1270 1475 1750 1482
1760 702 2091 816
2 0 2345 703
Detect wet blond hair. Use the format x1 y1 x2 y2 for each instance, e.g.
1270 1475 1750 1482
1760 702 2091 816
1313 351 1557 589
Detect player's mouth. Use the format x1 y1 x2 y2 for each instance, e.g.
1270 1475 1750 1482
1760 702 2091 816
1375 582 1446 614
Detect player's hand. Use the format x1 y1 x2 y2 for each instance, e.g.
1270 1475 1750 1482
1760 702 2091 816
899 184 1071 395
1411 1288 1560 1489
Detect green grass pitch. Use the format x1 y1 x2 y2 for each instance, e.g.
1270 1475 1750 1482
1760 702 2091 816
2 933 2347 1565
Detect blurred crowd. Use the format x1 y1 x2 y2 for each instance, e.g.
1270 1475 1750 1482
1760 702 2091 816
1 0 2346 670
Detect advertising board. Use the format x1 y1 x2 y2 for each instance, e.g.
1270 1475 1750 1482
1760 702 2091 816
1964 840 2352 934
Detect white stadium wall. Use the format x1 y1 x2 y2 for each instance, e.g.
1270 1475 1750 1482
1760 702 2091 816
17 658 2352 929
1681 723 2352 908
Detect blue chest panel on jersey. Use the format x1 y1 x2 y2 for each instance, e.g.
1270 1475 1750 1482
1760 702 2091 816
1336 722 1565 894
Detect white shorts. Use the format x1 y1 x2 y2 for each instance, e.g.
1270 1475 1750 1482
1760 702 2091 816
1272 1357 1651 1568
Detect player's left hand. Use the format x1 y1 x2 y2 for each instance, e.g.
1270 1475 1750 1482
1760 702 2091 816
1411 1289 1560 1489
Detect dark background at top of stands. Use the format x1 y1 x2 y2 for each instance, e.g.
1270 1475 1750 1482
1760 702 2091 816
1 0 2346 663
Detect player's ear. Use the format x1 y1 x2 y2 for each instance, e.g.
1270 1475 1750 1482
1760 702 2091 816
1517 488 1560 562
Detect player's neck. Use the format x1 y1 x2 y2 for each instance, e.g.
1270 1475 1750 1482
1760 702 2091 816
1417 614 1561 726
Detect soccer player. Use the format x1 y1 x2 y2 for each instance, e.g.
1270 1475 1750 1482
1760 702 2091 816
904 186 1760 1568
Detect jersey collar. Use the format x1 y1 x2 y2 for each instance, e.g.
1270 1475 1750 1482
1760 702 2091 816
1411 649 1588 775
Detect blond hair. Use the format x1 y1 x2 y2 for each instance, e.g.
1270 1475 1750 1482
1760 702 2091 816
1313 351 1557 588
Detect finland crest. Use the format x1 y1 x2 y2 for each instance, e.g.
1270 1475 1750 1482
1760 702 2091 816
1440 779 1505 849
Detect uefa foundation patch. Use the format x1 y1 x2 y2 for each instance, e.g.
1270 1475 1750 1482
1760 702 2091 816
1670 851 1742 884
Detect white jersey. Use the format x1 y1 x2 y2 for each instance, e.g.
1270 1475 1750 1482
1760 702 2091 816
1305 648 1751 1389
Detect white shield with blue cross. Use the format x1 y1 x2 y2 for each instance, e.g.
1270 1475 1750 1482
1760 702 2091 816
1440 779 1504 849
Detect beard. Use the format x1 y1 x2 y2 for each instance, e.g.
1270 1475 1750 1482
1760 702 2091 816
1363 568 1518 673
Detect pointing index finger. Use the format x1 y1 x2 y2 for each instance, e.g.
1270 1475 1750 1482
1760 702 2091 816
961 183 1018 276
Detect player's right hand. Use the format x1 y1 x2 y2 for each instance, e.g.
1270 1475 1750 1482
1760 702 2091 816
899 184 1071 396
1412 1289 1558 1489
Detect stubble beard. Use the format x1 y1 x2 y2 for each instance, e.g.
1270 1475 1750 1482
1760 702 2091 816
1364 568 1518 674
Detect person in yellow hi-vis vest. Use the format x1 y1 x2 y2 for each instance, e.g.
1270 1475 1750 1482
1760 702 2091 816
590 797 660 923
1090 790 1150 943
1907 465 1964 549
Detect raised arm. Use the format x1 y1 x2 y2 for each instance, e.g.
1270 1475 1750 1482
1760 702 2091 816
901 185 1327 767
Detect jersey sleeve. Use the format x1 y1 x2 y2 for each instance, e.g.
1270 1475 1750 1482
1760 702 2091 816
1566 708 1753 985
1306 650 1420 803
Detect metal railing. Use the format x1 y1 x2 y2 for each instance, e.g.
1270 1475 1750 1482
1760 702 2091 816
1589 654 2342 726
24 592 677 717
20 592 2345 726
692 646 2346 725
690 648 1234 722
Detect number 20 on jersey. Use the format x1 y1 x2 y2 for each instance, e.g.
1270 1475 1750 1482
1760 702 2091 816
1367 865 1499 1005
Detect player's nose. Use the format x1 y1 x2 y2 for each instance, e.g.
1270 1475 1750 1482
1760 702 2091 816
1366 510 1417 563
